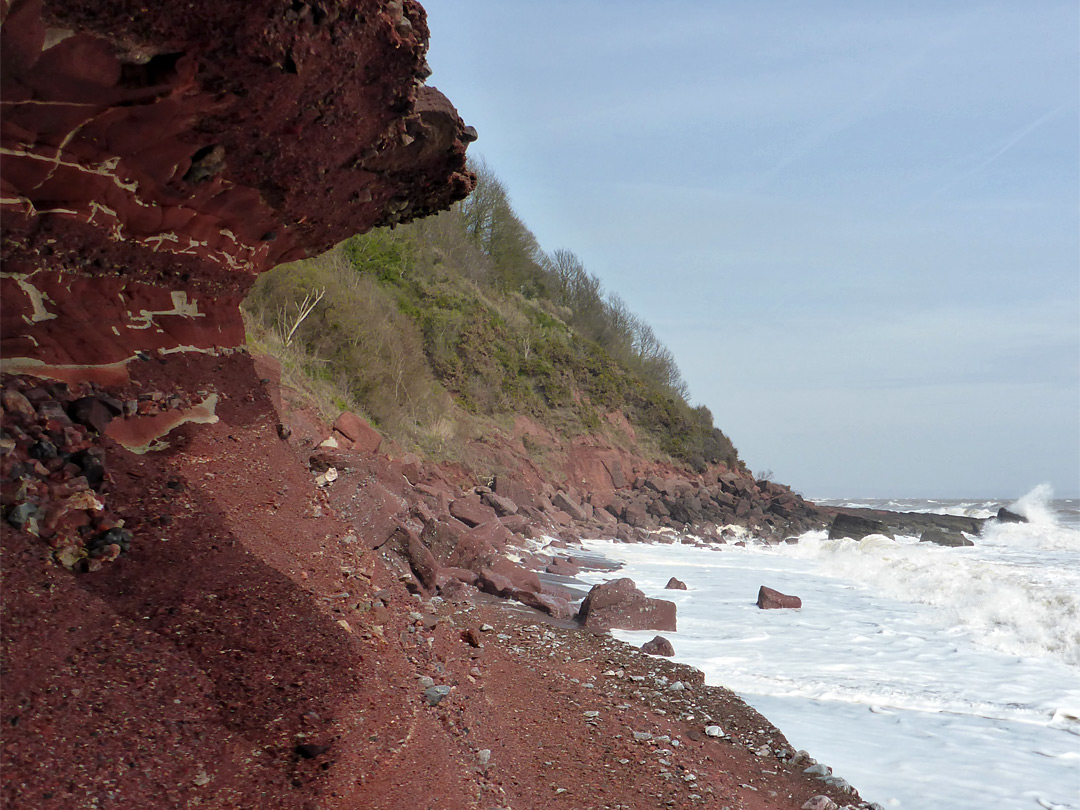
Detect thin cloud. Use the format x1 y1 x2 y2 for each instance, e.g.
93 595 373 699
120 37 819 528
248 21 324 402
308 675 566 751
924 101 1072 200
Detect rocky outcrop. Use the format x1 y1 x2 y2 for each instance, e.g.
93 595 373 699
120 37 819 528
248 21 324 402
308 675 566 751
2 0 475 383
828 508 984 541
1 3 478 807
665 576 688 590
577 578 677 632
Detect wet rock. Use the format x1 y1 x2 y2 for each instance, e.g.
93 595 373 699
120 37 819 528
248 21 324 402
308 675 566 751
920 529 973 547
756 586 801 609
577 578 677 632
828 512 889 540
996 507 1027 524
546 557 581 576
641 636 675 656
665 577 687 590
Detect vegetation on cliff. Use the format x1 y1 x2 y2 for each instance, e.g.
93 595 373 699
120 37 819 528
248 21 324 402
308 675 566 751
243 160 739 473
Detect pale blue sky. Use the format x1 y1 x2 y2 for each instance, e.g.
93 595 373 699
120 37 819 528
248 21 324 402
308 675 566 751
422 1 1079 499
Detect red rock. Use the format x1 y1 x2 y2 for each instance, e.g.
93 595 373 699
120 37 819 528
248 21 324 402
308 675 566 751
546 558 581 577
577 578 677 632
427 520 508 571
437 567 478 587
333 412 382 454
481 491 519 516
493 475 537 510
484 557 541 594
478 568 515 598
397 453 423 485
552 491 587 522
640 636 675 656
757 586 802 609
497 514 527 534
449 495 498 528
665 577 688 590
513 590 574 620
382 525 439 591
1 388 35 418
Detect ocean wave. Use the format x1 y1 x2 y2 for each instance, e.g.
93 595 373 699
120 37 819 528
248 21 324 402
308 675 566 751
781 530 1080 666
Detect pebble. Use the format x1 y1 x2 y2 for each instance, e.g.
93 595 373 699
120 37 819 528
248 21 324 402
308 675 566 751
423 685 451 706
417 675 435 689
704 725 725 737
477 749 491 766
804 763 832 777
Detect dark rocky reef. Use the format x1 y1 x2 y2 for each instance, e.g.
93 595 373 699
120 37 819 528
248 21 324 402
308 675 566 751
828 508 984 541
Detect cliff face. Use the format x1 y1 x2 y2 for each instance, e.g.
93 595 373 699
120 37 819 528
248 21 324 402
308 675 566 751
1 0 474 378
0 2 477 806
0 6 860 809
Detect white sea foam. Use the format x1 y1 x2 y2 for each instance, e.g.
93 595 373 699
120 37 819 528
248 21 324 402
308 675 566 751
573 495 1080 810
1012 483 1060 526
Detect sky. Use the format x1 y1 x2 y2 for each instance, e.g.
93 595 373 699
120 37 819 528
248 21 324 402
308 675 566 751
421 1 1079 500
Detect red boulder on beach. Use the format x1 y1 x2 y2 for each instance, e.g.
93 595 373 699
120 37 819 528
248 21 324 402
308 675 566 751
577 578 677 632
757 586 802 609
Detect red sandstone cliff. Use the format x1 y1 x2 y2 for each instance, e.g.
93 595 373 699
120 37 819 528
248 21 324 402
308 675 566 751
1 3 858 808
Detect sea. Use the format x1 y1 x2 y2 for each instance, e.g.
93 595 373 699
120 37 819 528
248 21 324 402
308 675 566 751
571 485 1080 810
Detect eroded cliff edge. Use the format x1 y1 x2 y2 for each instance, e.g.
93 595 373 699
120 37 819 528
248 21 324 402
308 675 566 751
2 0 473 380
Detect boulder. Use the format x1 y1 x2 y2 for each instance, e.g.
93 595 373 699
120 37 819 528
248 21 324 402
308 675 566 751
665 577 688 590
513 590 575 620
640 636 675 657
622 501 652 528
577 578 677 632
449 496 498 528
592 506 617 527
828 512 888 540
381 525 439 591
333 412 382 454
477 568 515 598
546 557 581 577
551 491 587 522
435 567 478 589
920 529 973 547
996 507 1027 524
421 519 507 571
497 513 528 534
756 586 802 610
484 557 541 594
494 475 536 509
481 491 519 516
